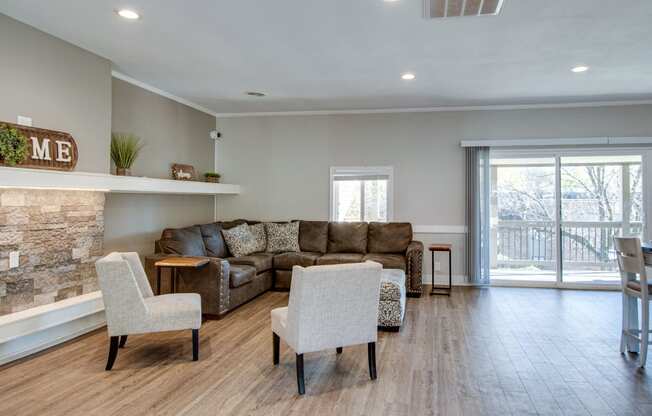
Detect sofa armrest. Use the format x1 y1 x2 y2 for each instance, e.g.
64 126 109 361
144 255 231 316
405 241 424 297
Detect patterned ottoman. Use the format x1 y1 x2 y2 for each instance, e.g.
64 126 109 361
378 269 406 332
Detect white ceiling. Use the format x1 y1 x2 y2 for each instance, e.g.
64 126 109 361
2 0 652 114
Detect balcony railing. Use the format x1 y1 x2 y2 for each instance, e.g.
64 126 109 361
493 220 643 270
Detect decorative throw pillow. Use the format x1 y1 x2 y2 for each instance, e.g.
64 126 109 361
249 223 267 253
221 223 257 257
265 222 300 253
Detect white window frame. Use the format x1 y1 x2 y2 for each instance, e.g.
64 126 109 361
329 166 394 222
489 145 652 290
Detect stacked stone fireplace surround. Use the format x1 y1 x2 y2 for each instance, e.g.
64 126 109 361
0 189 105 316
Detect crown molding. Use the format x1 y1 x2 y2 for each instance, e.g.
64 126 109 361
111 70 218 117
214 99 652 118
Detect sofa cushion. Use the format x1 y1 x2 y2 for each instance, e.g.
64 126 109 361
159 225 206 256
299 221 329 253
222 224 258 257
219 219 248 230
229 264 257 288
315 253 364 265
367 222 412 254
249 223 267 252
227 252 274 273
327 222 368 254
273 251 321 270
265 222 300 253
198 223 228 258
363 253 407 271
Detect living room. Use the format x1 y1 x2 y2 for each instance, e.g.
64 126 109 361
1 1 652 415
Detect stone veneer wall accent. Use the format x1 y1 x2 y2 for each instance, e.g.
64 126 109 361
0 189 105 316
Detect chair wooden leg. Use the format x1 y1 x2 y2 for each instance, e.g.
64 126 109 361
336 347 343 354
296 353 305 395
119 335 128 348
105 336 120 371
273 333 280 365
640 301 649 368
192 329 199 361
368 342 377 380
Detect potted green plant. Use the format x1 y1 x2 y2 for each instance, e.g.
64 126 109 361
204 172 221 183
110 133 143 176
0 123 29 166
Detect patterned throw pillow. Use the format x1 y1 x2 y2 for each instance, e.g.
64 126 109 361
221 224 257 257
249 223 267 253
265 222 300 253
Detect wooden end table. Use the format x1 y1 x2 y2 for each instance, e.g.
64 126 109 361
429 244 452 296
154 256 209 295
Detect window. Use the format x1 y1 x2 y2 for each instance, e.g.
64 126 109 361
330 167 393 222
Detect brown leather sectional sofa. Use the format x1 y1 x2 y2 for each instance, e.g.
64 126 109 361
145 220 423 318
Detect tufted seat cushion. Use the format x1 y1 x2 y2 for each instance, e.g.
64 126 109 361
315 253 364 265
273 252 321 270
229 264 257 288
227 252 274 273
362 253 406 271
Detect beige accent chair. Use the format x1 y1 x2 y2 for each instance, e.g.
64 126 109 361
95 252 202 370
271 261 382 394
614 237 651 367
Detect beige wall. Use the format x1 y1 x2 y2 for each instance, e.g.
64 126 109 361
0 14 112 173
104 78 216 255
216 105 652 281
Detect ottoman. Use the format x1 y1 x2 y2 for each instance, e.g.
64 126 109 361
378 269 406 332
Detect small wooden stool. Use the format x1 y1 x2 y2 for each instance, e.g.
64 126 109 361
154 256 209 295
429 244 452 296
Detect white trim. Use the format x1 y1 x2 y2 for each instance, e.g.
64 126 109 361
329 166 394 222
462 137 652 148
422 274 471 286
112 70 218 117
0 292 105 365
413 225 467 234
490 280 621 291
0 167 240 195
214 99 652 118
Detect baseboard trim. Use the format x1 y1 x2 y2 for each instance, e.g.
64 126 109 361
422 274 471 286
0 292 106 366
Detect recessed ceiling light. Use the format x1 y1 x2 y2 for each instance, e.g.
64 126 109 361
571 65 589 73
245 91 266 97
401 72 416 80
117 9 140 20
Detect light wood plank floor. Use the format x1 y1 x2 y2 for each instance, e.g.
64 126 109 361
1 287 652 416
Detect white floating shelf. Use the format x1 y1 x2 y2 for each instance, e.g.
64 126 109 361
0 167 240 195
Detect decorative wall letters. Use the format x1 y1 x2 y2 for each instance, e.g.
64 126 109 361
0 122 78 171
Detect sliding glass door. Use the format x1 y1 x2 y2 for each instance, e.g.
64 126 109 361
490 150 647 287
560 155 643 284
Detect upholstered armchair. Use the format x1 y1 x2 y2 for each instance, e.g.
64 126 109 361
271 261 382 394
95 252 202 370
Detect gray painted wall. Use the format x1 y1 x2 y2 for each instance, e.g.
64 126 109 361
104 78 216 255
0 14 216 258
216 105 652 281
0 14 112 173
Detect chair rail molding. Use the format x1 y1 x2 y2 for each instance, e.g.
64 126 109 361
413 225 467 234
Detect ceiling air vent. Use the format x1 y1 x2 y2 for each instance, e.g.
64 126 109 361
424 0 504 19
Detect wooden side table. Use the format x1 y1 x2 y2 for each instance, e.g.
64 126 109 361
154 256 209 295
429 244 452 296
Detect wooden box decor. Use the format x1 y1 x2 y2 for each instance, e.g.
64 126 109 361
0 122 78 171
171 163 196 181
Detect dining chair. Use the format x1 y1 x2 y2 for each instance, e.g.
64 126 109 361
614 237 651 367
95 252 202 370
271 261 382 394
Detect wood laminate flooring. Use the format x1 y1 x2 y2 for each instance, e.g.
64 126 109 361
1 287 652 416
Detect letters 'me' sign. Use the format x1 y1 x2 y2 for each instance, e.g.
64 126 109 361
0 122 78 171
